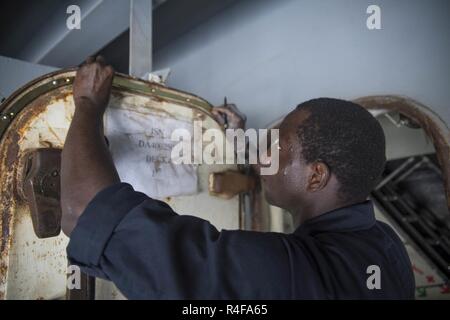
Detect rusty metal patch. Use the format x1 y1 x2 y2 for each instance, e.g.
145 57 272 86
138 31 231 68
0 69 219 299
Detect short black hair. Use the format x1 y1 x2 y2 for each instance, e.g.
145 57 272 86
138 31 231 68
296 98 386 202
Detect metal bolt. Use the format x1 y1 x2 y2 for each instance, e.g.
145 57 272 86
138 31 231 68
1 114 9 121
51 170 59 177
151 89 156 93
186 98 191 102
52 80 57 85
66 78 70 83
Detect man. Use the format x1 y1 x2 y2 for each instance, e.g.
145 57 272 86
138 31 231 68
62 57 415 299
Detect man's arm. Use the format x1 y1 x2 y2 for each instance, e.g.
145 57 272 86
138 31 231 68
62 66 293 298
61 56 119 236
66 182 293 299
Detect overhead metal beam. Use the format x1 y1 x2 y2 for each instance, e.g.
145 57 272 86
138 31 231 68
129 0 153 78
18 0 131 68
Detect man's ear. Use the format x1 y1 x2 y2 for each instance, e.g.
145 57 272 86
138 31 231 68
306 161 330 192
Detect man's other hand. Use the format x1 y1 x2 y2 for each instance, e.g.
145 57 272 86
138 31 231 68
212 103 247 130
73 55 114 115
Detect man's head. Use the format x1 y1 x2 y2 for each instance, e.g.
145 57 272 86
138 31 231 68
261 98 386 223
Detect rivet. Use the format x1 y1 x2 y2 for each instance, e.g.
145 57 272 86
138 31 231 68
66 78 70 83
151 89 156 93
1 115 9 121
9 112 14 117
186 98 191 102
52 80 57 85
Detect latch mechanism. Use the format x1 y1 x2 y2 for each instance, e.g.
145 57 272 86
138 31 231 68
209 170 257 199
19 148 62 238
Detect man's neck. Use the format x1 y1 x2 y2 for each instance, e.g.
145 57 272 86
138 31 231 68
291 198 360 228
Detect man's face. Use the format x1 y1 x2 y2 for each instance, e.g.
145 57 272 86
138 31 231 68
260 109 311 210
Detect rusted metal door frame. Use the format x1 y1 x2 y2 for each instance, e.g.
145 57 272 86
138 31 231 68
0 69 220 299
0 69 213 133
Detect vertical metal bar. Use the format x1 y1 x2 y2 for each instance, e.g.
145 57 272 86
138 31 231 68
375 156 415 190
66 272 96 300
129 0 153 78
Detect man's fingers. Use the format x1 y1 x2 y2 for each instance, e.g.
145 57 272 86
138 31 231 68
96 55 106 65
212 103 246 130
85 56 95 64
215 104 246 118
79 55 108 68
211 109 226 125
106 64 114 73
77 56 114 79
78 56 95 68
226 104 247 121
213 106 235 117
212 107 234 125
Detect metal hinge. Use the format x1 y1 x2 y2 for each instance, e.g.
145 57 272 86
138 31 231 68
209 170 256 199
18 148 62 238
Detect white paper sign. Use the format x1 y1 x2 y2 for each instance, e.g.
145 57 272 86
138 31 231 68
104 105 198 199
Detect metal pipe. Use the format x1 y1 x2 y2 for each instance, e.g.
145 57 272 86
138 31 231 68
375 157 415 190
129 0 153 78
